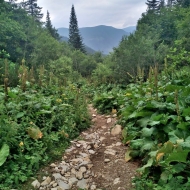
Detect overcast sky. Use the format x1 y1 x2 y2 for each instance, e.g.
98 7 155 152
19 0 148 29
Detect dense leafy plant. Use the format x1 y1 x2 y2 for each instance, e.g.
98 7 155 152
93 60 190 188
0 75 90 189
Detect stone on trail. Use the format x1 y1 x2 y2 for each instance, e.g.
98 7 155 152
80 166 87 173
31 179 40 189
52 173 62 180
68 177 78 186
57 180 70 189
104 149 116 156
77 178 89 189
101 125 107 129
90 184 97 190
113 178 121 185
111 125 122 136
71 168 76 175
41 176 51 186
60 165 69 173
104 159 111 163
79 152 88 158
115 142 122 146
76 170 83 180
89 149 95 154
107 118 112 123
50 163 57 167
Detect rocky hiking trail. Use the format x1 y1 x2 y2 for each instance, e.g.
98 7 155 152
31 105 139 190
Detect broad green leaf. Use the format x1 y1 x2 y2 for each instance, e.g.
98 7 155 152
160 170 170 182
141 127 154 137
179 137 190 148
151 100 166 109
137 117 150 128
182 107 190 117
138 158 154 173
141 140 155 152
149 150 158 157
172 163 186 173
158 141 174 154
165 150 189 164
151 113 164 121
128 111 153 119
130 139 144 149
16 112 25 118
0 144 10 166
177 122 189 130
148 120 160 126
8 91 17 99
185 116 190 121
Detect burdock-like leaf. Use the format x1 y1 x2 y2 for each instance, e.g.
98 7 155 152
141 127 154 137
0 144 10 166
165 150 189 164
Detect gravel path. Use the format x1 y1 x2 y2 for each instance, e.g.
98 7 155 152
31 104 139 190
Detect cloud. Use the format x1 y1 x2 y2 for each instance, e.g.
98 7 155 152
17 0 148 29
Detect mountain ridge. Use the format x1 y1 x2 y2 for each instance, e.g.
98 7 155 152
57 25 136 54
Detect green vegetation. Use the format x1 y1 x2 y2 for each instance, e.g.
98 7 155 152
92 1 190 189
68 5 85 53
1 0 190 189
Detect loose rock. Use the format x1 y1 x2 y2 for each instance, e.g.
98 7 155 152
111 125 122 136
104 159 111 163
57 180 70 190
107 118 112 123
41 176 51 186
77 179 89 189
31 179 40 189
113 178 121 185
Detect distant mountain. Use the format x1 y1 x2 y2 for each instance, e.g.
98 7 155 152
58 28 69 38
123 26 136 33
60 36 96 54
57 25 130 54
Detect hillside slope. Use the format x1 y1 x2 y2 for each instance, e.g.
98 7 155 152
58 25 129 54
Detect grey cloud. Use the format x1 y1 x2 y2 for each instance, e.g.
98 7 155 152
18 0 148 28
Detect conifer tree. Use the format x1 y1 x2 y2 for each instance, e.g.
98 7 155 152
68 5 85 53
45 11 60 40
22 0 43 22
146 0 160 11
174 0 190 7
167 0 175 6
158 0 165 9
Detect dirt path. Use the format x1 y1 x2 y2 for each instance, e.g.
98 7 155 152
32 105 139 190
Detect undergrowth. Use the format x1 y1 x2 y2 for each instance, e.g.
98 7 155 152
0 82 90 189
93 64 190 189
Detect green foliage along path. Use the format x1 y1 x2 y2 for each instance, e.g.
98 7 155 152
1 0 190 189
93 64 190 189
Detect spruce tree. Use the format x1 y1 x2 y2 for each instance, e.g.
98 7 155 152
45 11 60 40
68 5 85 53
174 0 190 7
146 0 160 11
167 0 175 6
22 0 43 22
158 0 165 9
